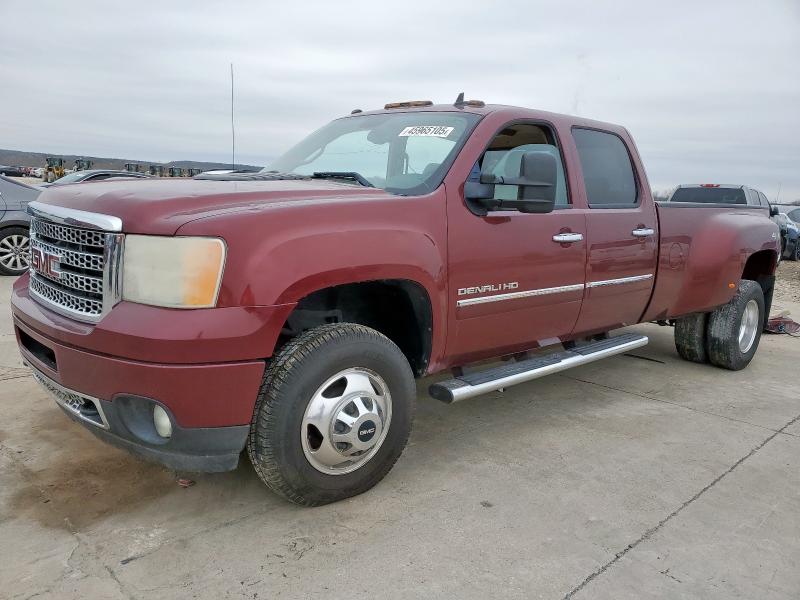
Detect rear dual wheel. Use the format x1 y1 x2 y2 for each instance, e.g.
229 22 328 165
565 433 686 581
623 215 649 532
674 279 764 371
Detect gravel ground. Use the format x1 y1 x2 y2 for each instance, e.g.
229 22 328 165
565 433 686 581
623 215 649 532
773 259 800 308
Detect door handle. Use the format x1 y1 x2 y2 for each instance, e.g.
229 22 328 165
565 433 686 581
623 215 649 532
552 232 584 243
632 228 655 237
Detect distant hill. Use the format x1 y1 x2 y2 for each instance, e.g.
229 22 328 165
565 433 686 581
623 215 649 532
0 149 261 172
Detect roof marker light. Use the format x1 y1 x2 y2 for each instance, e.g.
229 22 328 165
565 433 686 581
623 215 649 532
384 100 433 109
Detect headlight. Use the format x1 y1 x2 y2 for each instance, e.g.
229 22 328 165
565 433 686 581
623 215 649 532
122 236 226 308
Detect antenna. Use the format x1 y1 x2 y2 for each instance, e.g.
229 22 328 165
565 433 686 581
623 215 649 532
454 92 465 106
776 182 782 203
230 63 235 171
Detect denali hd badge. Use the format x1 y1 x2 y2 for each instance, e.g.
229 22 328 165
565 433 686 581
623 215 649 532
458 282 519 296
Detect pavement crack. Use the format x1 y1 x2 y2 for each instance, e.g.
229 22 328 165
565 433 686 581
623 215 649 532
563 411 800 599
561 374 783 435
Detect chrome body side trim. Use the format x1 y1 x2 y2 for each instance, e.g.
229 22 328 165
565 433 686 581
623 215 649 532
456 274 654 307
28 201 123 233
456 283 584 307
586 274 653 288
28 363 110 429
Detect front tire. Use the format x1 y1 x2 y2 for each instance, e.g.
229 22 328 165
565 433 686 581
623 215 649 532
247 323 415 506
707 279 764 371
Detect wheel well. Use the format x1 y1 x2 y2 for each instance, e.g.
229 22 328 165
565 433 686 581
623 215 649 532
280 280 433 376
742 249 777 319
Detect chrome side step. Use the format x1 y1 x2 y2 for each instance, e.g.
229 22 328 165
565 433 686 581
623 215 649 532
429 333 648 403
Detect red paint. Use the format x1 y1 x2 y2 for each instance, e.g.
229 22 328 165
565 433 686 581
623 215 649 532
14 316 264 427
13 103 780 430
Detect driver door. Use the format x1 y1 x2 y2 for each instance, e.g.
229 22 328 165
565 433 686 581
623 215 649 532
444 121 587 366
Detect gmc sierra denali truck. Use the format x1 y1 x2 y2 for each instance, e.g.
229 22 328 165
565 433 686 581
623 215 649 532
12 98 780 505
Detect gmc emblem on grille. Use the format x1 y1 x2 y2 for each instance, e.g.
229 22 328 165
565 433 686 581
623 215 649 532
31 247 62 280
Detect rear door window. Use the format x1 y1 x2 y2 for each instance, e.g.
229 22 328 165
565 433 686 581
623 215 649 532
572 128 637 207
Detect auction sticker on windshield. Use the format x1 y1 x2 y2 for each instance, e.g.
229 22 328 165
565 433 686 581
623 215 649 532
398 126 454 137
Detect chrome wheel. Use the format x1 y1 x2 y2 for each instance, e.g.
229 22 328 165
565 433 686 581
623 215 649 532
738 299 759 353
301 367 392 475
0 233 30 273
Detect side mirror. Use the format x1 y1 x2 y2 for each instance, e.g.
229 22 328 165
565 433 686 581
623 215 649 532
464 151 557 215
770 205 779 217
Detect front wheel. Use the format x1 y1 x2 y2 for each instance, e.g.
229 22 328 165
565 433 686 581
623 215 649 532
247 323 415 506
707 279 765 371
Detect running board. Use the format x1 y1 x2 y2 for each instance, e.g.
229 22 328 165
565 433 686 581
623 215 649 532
429 333 648 403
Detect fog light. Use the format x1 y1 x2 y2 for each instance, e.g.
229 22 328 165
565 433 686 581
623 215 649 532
153 405 172 438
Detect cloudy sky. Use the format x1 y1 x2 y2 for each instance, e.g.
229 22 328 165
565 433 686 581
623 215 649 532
1 1 798 199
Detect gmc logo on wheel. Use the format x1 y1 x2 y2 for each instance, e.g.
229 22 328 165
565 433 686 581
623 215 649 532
31 247 62 280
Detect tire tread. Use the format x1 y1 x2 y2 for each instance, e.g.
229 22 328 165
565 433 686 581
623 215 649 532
247 323 413 506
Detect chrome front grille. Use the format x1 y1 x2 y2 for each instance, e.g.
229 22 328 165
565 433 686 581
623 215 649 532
29 274 104 315
27 202 123 323
30 218 107 248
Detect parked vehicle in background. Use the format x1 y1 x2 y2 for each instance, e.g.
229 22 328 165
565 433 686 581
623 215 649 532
13 100 780 505
41 169 151 187
0 166 27 177
667 183 771 207
773 213 800 261
667 184 795 259
0 175 40 275
772 204 800 226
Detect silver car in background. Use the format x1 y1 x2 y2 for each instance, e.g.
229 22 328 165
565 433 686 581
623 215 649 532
0 175 41 275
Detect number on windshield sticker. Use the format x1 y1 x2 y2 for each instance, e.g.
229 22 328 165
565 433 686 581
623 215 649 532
398 126 455 138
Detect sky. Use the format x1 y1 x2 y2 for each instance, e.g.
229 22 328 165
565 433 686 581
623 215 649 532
1 0 798 200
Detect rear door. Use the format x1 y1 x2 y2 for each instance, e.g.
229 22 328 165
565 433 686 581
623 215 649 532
570 128 658 335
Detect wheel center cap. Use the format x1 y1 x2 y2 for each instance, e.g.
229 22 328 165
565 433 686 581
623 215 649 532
357 419 377 443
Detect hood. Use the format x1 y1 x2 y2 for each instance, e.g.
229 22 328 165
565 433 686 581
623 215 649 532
33 177 393 235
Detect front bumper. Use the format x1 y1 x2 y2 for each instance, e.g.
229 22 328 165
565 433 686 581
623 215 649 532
30 365 249 472
11 275 282 472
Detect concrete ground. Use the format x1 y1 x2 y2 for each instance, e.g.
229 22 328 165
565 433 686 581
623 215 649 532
1 273 799 600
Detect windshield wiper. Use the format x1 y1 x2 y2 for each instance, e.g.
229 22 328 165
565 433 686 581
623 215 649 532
312 171 374 188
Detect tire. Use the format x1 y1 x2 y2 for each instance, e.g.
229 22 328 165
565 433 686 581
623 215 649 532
0 227 31 276
707 279 764 371
793 243 800 262
247 323 415 506
674 313 708 363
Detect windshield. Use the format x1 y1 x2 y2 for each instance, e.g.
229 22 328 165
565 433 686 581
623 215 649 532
670 187 746 204
53 171 89 184
265 112 480 195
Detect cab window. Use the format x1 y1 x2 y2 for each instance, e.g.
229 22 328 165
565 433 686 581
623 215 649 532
473 123 570 207
572 128 638 206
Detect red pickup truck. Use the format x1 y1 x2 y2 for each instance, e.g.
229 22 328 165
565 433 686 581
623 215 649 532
12 99 780 505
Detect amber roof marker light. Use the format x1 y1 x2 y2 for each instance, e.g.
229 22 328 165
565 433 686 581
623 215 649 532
384 100 434 109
